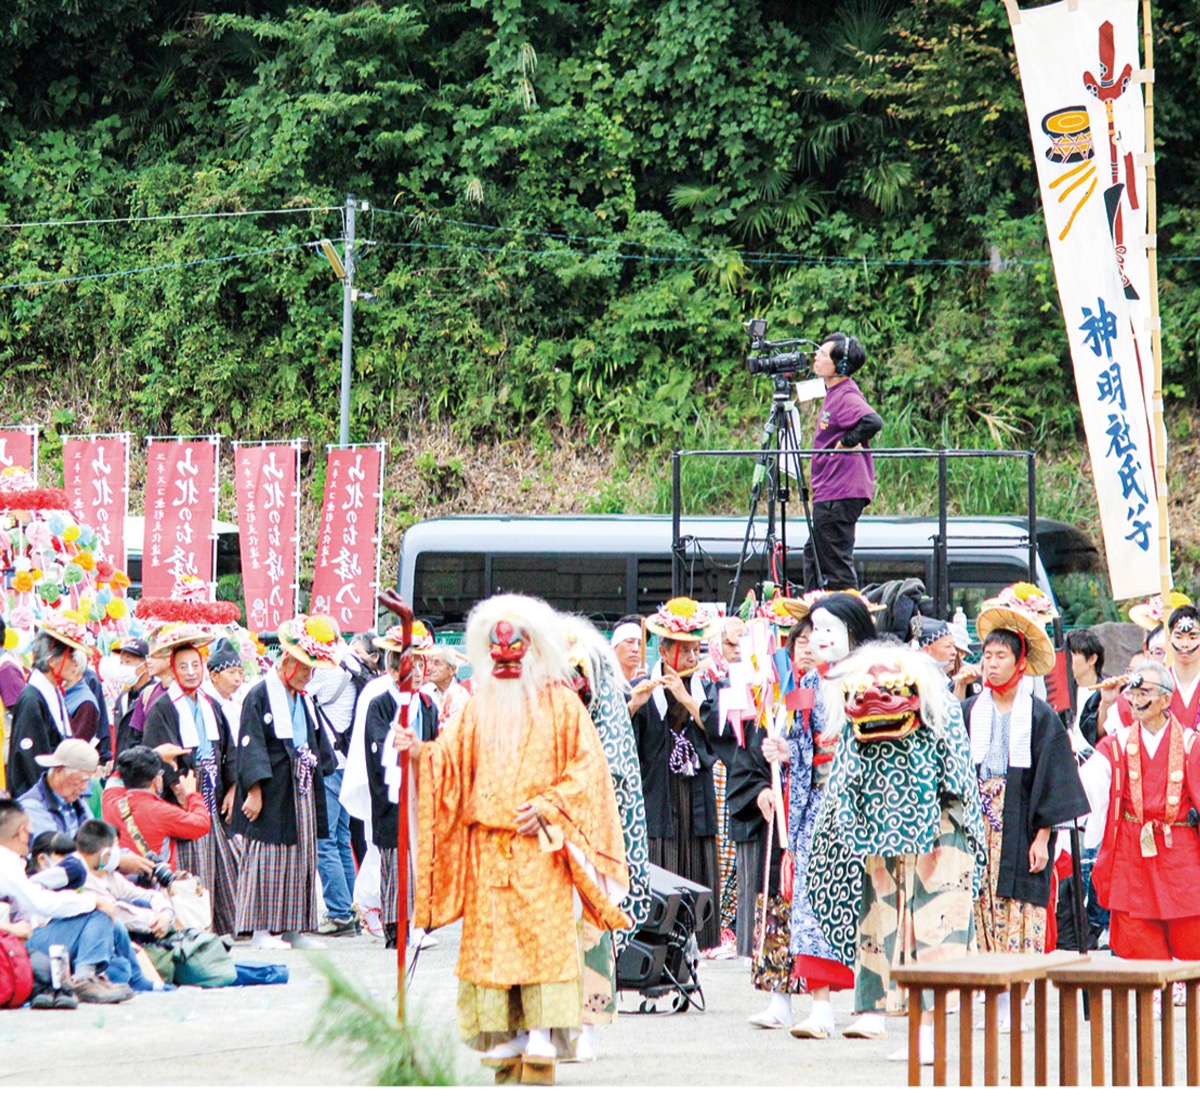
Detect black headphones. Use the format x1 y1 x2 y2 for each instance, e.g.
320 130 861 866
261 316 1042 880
832 337 852 377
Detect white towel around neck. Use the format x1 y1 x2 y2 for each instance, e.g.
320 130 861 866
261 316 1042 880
168 683 220 749
970 676 1034 770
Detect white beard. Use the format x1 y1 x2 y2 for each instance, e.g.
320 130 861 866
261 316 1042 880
474 671 542 763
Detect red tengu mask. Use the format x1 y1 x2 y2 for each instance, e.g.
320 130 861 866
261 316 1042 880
843 663 923 744
489 621 528 679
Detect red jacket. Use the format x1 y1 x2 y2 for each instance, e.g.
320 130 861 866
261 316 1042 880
101 786 211 868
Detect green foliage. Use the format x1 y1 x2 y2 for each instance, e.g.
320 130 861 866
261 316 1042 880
0 0 1198 513
305 957 459 1086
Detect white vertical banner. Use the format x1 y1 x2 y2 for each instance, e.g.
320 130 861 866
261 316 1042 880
1009 0 1162 599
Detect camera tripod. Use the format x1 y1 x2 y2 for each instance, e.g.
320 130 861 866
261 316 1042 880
728 372 823 613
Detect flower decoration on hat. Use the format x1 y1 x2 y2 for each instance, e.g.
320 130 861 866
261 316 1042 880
148 621 216 658
759 595 798 628
374 622 414 653
994 582 1056 621
278 613 341 668
645 596 718 640
411 620 435 650
40 609 95 653
1128 590 1192 632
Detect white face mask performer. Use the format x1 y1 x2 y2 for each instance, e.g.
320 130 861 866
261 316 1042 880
809 607 851 664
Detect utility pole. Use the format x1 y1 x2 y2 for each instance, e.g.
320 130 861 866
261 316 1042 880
338 193 357 447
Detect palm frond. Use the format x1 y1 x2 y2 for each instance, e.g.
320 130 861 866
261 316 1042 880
668 183 724 211
860 159 913 213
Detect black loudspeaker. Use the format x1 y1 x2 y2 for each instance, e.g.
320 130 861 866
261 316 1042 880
615 864 713 1010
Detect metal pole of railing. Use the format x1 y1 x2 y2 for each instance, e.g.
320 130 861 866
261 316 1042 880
937 451 950 620
1027 450 1038 585
672 452 683 595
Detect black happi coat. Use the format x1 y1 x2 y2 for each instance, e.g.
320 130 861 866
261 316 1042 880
235 678 337 846
363 690 438 850
631 675 720 841
963 692 1091 906
114 682 151 758
726 722 774 845
7 682 67 799
142 689 245 828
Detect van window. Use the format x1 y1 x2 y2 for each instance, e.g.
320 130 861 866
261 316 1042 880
491 554 628 620
413 552 485 627
947 563 1033 628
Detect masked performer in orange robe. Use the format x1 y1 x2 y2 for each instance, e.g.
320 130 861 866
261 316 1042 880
404 594 629 1082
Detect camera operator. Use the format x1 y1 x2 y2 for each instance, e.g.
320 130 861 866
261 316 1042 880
804 332 881 591
101 746 211 873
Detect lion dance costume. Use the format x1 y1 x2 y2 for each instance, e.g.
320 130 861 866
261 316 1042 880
808 642 986 1034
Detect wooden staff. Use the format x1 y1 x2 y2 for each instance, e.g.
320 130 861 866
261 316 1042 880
379 587 414 1021
1141 0 1173 652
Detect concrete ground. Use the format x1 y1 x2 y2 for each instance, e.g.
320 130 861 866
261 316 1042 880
0 926 1192 1087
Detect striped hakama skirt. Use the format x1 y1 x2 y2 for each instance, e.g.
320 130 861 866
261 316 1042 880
647 773 721 950
235 757 320 936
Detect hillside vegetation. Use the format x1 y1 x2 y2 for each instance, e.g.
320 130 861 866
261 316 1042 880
2 1 1199 595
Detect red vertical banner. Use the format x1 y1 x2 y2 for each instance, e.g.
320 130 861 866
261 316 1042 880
0 425 37 481
142 437 219 598
310 444 384 632
234 442 300 633
62 434 130 571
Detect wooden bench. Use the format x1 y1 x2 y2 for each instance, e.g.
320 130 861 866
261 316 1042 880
892 951 1087 1087
1049 957 1200 1086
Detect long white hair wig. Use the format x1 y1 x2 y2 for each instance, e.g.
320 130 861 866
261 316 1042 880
561 613 630 701
465 593 573 759
826 640 955 739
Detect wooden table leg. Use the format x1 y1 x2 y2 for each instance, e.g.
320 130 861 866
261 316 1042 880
1034 978 1048 1086
1089 986 1105 1086
1135 987 1155 1086
932 988 947 1087
1186 980 1200 1086
1009 981 1024 1088
908 990 922 1088
1112 988 1131 1086
984 988 1000 1087
1162 982 1175 1087
960 988 975 1087
1059 985 1079 1087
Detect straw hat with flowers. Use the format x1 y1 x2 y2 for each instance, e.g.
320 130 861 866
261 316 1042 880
975 583 1056 677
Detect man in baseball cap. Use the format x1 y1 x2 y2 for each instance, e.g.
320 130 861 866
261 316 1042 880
111 637 153 757
16 740 100 845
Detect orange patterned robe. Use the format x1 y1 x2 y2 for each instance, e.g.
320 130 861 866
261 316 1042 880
414 685 630 1044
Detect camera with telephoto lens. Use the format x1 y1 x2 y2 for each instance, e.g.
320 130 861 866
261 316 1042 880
745 318 810 379
137 853 176 891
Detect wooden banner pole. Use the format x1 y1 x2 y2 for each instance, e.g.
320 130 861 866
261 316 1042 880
1141 0 1173 646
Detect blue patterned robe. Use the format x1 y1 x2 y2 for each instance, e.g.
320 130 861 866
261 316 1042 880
589 666 652 950
785 669 844 967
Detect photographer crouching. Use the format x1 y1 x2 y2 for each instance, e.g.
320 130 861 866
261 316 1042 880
804 332 882 591
100 746 212 881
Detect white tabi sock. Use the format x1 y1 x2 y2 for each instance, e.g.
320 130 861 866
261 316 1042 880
485 1031 529 1059
525 1028 556 1059
770 992 793 1023
808 999 835 1030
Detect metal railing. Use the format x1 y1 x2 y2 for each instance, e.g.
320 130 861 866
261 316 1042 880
670 446 1038 620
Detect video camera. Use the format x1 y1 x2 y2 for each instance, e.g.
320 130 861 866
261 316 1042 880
745 318 812 380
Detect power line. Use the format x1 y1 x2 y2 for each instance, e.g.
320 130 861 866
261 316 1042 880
369 239 1040 268
372 207 1200 268
0 206 343 231
0 242 320 293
